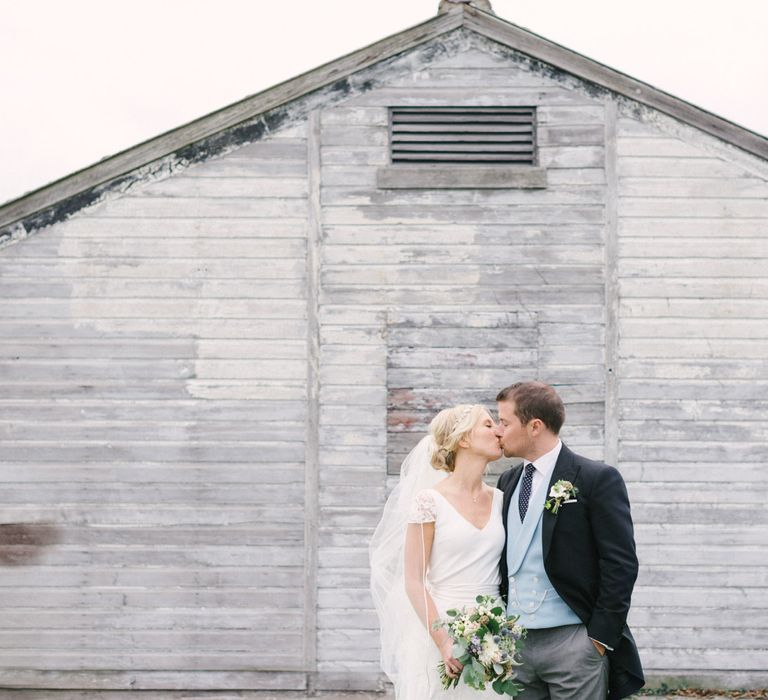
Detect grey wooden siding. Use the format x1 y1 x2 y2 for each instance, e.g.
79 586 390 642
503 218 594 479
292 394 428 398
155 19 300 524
0 125 310 690
316 44 612 689
616 114 768 679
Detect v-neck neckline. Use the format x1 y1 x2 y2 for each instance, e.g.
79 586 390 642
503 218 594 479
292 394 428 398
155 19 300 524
430 488 498 531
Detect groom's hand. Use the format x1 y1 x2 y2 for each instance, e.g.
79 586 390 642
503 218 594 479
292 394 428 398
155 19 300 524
591 639 606 656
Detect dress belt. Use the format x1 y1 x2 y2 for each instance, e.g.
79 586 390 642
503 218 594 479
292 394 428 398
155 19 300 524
429 582 500 602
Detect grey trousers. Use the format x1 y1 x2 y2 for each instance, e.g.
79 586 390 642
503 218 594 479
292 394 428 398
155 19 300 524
513 624 609 700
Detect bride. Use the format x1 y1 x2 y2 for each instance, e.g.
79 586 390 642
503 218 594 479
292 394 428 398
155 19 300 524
370 404 505 699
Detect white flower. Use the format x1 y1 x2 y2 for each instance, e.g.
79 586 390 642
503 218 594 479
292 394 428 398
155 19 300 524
478 632 501 666
545 480 578 514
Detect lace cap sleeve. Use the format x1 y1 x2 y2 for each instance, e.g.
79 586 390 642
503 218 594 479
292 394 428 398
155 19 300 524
407 489 437 524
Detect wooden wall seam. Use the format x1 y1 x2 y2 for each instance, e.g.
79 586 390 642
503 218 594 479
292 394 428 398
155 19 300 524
304 109 322 685
603 98 620 467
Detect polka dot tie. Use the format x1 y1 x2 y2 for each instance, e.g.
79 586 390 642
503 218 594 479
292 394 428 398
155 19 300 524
518 463 536 522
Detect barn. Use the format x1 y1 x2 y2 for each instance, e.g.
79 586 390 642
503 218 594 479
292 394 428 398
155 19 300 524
0 0 766 695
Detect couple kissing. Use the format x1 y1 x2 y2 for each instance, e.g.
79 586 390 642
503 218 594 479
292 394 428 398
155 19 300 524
370 381 644 699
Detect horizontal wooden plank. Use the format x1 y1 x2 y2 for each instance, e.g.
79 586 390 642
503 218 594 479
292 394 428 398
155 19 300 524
0 441 304 463
0 586 302 607
0 483 304 505
634 524 768 546
632 500 768 524
0 299 306 321
81 197 309 219
620 257 768 278
620 197 768 218
0 650 305 671
539 146 604 168
7 237 307 260
0 340 307 361
619 399 768 422
322 223 604 246
53 217 309 238
620 238 768 259
347 86 596 106
619 217 768 237
0 380 305 402
322 285 604 307
320 385 387 406
628 482 764 504
0 526 302 553
321 203 604 226
142 176 309 198
0 280 306 300
621 440 766 462
322 243 602 265
0 629 305 652
388 346 537 368
0 318 306 339
617 137 703 158
623 462 766 484
0 360 305 382
618 359 768 381
0 565 301 588
637 565 768 587
0 505 304 526
628 648 767 671
0 258 306 280
632 544 766 568
185 158 309 179
0 463 304 484
619 177 768 199
620 318 768 338
634 627 768 650
620 279 768 300
617 156 749 179
630 606 768 627
0 669 307 690
322 262 602 286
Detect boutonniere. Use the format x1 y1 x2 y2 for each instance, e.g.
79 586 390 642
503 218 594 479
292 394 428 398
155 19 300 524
544 480 578 514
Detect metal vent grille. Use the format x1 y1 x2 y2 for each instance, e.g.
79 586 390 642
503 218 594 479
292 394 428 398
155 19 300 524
390 107 536 164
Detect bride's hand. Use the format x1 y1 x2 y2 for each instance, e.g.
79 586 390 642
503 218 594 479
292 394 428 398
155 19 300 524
439 639 464 678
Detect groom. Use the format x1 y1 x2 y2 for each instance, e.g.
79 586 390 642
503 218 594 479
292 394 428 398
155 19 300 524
494 381 644 699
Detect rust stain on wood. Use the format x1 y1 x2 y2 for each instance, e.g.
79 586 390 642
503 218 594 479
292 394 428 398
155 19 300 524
0 523 61 565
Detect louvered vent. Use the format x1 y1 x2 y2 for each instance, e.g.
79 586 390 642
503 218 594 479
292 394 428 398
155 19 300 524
390 107 536 165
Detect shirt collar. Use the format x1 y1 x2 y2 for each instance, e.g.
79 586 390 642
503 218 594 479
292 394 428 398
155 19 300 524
527 440 562 481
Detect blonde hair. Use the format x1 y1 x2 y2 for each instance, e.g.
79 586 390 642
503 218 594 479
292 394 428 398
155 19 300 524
429 404 487 472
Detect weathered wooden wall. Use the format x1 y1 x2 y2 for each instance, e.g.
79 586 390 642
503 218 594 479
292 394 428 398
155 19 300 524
0 26 766 694
0 125 311 691
315 43 612 689
615 111 768 684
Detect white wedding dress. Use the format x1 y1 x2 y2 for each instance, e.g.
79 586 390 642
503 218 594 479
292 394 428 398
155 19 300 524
370 436 506 700
401 488 506 699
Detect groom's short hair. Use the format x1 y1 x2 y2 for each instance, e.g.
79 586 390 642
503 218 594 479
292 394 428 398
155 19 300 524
496 381 565 434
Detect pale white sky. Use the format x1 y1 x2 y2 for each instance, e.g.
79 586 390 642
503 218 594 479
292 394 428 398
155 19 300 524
1 0 766 206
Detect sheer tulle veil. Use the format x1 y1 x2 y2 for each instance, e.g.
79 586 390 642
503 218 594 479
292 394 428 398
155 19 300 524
369 435 447 695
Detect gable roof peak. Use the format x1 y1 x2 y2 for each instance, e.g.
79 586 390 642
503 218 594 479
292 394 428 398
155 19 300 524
438 0 494 15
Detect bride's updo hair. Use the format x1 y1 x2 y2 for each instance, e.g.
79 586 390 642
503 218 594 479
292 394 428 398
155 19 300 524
429 404 486 472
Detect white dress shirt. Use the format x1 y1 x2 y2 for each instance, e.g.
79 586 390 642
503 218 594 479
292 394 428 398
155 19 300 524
524 440 562 503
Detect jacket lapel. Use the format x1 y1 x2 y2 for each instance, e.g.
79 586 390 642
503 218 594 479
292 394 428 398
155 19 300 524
542 443 581 561
501 464 523 535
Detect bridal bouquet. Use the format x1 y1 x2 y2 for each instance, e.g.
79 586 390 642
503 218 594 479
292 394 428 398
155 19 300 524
434 595 526 696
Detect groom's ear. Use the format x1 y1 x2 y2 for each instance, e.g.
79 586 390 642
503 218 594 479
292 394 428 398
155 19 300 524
528 418 544 436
